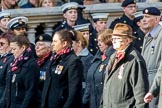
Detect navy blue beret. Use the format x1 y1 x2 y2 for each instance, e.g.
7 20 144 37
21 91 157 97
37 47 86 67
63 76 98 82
143 7 161 16
121 0 136 7
35 34 52 43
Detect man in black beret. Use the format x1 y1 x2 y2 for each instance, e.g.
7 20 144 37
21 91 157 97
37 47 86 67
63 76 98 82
109 0 139 35
141 7 162 108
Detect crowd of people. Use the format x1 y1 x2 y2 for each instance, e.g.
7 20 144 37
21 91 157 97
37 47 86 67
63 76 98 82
0 0 162 108
0 0 162 10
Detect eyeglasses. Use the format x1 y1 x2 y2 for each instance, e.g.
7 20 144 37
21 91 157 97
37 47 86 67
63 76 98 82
111 37 126 42
126 5 138 9
0 42 5 46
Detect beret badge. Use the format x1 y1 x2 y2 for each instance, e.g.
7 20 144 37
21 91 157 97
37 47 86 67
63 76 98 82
145 9 149 14
18 19 23 24
39 36 43 41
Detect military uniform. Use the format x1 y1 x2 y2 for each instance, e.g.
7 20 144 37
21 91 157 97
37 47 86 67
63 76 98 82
53 2 79 34
0 53 13 99
83 46 114 108
41 51 83 108
109 14 139 33
53 20 77 33
133 28 145 53
88 25 99 55
4 51 39 108
89 13 110 55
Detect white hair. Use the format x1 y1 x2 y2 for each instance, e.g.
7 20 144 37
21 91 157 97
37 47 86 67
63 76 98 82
44 42 51 48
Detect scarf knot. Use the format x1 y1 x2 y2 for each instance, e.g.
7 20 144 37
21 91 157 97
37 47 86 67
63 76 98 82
10 47 32 72
116 52 125 60
50 47 71 62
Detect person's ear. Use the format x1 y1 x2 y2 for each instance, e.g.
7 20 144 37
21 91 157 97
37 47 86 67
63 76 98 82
62 41 68 48
21 45 26 51
63 13 67 19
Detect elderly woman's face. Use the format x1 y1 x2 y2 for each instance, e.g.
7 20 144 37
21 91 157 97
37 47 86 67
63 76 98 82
0 38 10 54
10 42 26 58
35 41 51 57
97 35 108 53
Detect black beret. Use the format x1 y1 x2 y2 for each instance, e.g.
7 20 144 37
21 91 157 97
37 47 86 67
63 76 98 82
143 7 161 16
121 0 136 7
35 34 52 43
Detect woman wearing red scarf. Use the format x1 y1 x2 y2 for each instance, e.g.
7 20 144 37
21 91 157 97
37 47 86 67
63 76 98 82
41 29 83 108
2 35 39 108
35 33 52 107
82 29 115 108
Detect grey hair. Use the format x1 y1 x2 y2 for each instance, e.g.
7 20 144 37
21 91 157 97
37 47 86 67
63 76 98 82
44 42 51 48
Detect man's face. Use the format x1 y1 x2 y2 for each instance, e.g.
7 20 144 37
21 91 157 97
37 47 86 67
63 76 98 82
63 9 78 23
94 20 107 32
13 27 27 36
142 14 159 31
123 4 137 18
111 36 131 51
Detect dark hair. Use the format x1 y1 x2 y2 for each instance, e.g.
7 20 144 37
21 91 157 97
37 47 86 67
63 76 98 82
54 29 75 46
0 31 15 45
10 34 30 48
97 29 113 46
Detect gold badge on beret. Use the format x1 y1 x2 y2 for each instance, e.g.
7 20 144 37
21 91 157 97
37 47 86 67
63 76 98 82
145 9 149 14
18 19 23 24
39 36 43 41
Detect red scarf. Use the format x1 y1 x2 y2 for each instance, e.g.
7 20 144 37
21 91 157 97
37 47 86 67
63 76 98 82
50 47 71 61
10 48 32 72
37 52 51 67
112 51 125 70
116 52 125 60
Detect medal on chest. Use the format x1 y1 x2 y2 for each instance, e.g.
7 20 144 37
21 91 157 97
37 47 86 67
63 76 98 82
99 64 105 72
40 71 46 80
118 64 124 80
12 74 16 83
55 65 64 75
